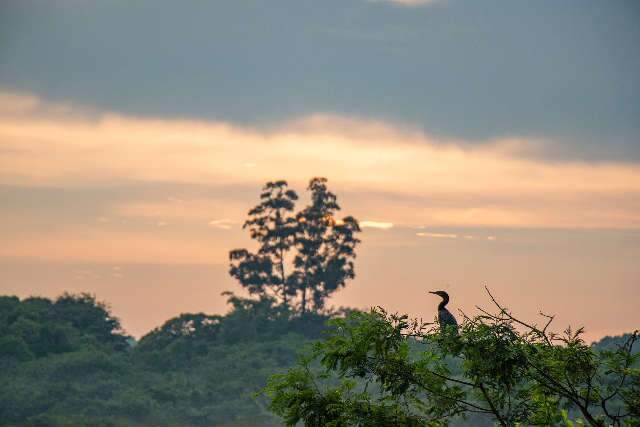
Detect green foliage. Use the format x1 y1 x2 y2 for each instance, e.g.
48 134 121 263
0 293 128 364
264 292 640 427
265 309 466 426
1 290 637 427
0 292 330 427
593 333 640 354
0 293 136 426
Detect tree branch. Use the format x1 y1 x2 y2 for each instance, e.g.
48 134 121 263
478 382 507 427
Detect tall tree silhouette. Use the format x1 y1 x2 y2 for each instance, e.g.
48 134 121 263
292 178 361 314
229 181 298 305
229 178 361 314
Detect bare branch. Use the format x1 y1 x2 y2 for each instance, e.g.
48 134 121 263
483 286 554 346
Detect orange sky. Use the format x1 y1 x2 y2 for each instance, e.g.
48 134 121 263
1 91 639 342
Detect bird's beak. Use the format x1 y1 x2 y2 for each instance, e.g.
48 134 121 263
428 291 437 294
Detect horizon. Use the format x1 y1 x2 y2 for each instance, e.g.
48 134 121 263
1 0 639 344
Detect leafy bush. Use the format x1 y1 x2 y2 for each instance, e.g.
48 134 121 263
264 289 639 427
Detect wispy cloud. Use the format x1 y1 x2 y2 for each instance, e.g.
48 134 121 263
0 92 40 114
416 232 458 239
209 219 235 230
73 269 100 280
360 221 394 229
415 232 497 241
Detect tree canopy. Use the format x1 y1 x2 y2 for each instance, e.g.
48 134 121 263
264 289 640 427
0 293 128 363
0 292 326 427
229 177 361 315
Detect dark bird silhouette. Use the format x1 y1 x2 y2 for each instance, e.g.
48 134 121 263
429 290 458 333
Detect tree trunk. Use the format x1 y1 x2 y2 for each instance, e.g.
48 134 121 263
576 403 604 427
280 247 287 307
301 285 307 315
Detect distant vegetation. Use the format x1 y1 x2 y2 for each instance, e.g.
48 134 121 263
0 292 322 426
0 293 637 427
1 179 637 426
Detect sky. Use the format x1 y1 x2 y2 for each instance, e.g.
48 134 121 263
1 0 639 342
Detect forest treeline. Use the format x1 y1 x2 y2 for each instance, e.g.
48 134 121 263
0 292 636 427
0 292 326 426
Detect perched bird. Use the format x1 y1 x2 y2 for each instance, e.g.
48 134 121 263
429 290 458 333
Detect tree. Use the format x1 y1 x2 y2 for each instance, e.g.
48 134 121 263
0 293 129 360
54 293 128 350
264 288 640 426
292 178 361 315
229 178 361 315
230 181 299 305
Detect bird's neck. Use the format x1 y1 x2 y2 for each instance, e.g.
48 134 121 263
438 296 449 310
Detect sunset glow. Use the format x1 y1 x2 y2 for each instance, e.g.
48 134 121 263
1 1 639 348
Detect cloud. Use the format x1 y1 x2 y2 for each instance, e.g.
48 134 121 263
360 221 394 229
2 2 638 162
209 219 235 230
73 269 100 280
416 232 458 239
0 92 40 114
0 91 88 118
1 90 640 240
113 198 250 222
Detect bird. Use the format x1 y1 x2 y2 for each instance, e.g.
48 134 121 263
429 290 458 333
